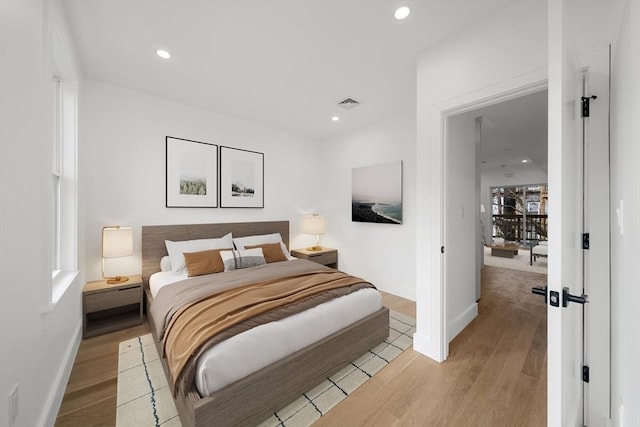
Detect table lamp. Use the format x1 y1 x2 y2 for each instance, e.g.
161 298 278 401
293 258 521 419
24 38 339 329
102 226 133 284
302 214 325 251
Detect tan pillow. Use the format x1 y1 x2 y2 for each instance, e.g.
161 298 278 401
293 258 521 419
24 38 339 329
183 248 231 277
245 242 287 264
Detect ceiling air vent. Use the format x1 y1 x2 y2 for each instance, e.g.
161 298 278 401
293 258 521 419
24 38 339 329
337 98 360 110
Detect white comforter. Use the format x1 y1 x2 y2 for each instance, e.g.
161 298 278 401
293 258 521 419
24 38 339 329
149 266 382 396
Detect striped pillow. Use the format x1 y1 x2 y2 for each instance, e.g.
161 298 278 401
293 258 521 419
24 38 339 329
219 248 266 271
245 242 287 263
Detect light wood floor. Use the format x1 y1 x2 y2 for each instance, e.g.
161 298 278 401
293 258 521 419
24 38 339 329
55 266 546 426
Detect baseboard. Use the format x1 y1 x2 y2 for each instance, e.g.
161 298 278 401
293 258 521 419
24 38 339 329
447 302 478 342
373 278 416 302
413 330 444 363
39 323 82 427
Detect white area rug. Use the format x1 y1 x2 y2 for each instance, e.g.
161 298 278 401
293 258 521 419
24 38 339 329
483 246 548 275
116 310 415 427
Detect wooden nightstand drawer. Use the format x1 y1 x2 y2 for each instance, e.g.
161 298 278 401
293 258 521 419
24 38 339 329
83 275 143 338
85 286 141 313
304 251 337 266
290 248 338 268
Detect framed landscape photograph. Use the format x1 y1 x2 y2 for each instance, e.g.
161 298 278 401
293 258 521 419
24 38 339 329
352 160 403 224
219 146 264 208
166 136 218 208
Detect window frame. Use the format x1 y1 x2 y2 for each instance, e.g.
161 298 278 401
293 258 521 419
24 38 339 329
47 26 79 308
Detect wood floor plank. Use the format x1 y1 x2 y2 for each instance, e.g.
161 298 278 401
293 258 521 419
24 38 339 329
55 265 546 427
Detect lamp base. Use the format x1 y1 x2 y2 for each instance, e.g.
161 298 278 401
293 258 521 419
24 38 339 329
106 275 129 285
306 246 323 252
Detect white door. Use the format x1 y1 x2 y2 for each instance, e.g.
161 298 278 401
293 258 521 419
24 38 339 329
548 2 611 425
581 45 611 427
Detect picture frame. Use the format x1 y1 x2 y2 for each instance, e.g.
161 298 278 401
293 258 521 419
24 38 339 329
219 146 264 208
352 160 403 224
166 136 218 208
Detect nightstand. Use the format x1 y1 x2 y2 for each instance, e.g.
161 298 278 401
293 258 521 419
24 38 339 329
291 247 338 269
83 275 143 338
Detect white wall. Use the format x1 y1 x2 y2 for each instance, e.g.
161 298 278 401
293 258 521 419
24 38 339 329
319 111 416 300
415 0 548 360
80 79 322 280
445 114 479 340
609 0 640 424
0 1 84 426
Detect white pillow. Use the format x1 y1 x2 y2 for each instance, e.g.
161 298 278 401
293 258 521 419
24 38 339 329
233 233 290 258
160 256 172 272
165 233 233 272
219 248 266 271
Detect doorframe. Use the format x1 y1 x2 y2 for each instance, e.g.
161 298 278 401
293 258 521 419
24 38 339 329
441 79 549 359
413 68 548 362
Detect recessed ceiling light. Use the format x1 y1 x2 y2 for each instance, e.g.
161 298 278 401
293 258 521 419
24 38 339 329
522 159 529 163
394 6 410 20
331 116 340 122
156 49 171 59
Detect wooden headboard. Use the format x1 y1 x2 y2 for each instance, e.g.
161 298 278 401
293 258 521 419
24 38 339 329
141 221 290 285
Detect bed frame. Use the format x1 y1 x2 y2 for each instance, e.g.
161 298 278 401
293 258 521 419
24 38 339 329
141 221 389 427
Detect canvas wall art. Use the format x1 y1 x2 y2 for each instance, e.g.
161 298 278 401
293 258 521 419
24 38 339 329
352 160 403 224
219 146 264 208
166 136 218 208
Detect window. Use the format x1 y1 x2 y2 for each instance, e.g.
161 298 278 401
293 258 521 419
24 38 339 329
490 184 548 243
49 33 79 305
52 75 62 277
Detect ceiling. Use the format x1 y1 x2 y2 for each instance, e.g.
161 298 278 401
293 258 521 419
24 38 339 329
471 90 548 178
61 0 519 140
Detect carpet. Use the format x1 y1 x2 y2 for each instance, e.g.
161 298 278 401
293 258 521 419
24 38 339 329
483 246 547 275
116 310 415 427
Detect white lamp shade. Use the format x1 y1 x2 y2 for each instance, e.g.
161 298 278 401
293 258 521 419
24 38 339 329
302 215 326 235
102 226 133 258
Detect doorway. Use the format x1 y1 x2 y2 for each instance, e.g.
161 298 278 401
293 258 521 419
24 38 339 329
442 86 550 420
441 44 611 426
444 88 549 345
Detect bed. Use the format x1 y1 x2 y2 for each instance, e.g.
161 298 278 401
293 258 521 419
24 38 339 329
141 221 389 427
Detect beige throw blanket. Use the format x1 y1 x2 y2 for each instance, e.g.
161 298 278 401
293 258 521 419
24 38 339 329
152 260 374 395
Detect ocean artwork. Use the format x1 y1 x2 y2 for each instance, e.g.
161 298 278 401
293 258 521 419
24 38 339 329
352 160 402 224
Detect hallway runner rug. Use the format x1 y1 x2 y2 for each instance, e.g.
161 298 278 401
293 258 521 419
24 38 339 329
116 310 416 427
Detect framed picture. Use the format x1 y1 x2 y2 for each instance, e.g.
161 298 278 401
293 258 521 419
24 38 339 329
166 136 218 208
219 146 264 208
352 160 403 224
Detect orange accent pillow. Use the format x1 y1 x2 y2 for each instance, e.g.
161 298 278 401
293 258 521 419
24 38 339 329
245 242 287 263
183 248 231 277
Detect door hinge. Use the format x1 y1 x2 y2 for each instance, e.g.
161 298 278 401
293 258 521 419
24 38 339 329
581 95 597 117
441 246 445 254
583 365 590 383
582 233 590 249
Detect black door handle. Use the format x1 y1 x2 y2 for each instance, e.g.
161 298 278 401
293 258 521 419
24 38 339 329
531 286 547 303
562 287 588 307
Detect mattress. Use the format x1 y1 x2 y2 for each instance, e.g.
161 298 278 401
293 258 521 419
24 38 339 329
149 268 382 397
